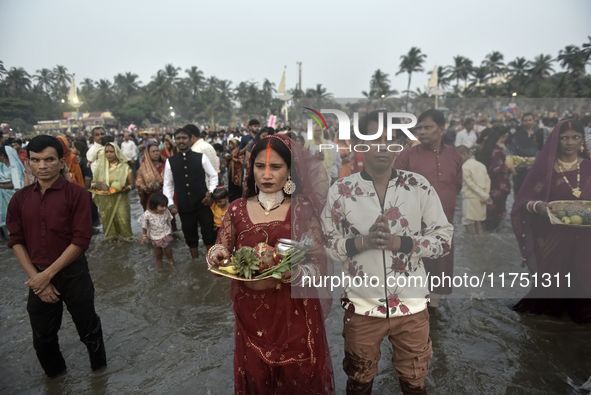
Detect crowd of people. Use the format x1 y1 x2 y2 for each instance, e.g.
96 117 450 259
2 109 590 394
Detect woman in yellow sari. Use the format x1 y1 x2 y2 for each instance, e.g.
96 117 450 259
91 141 134 239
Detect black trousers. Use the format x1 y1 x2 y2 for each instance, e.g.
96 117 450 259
179 202 216 248
27 256 106 377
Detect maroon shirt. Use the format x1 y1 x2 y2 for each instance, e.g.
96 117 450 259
7 176 92 266
394 143 463 222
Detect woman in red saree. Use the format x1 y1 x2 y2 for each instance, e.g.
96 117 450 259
511 119 591 323
227 138 243 202
57 136 85 187
136 144 166 210
207 134 334 394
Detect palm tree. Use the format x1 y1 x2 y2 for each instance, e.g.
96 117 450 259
95 79 114 110
483 51 505 79
0 61 6 81
305 84 332 99
148 71 174 106
262 79 276 106
396 47 427 110
582 36 591 64
435 66 451 90
3 67 32 96
114 72 141 102
52 65 72 98
557 45 586 79
163 64 181 82
369 69 397 98
529 54 554 81
507 57 531 78
446 55 473 90
185 66 204 98
34 68 54 94
469 65 489 87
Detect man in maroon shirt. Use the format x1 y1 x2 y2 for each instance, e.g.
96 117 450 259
7 135 106 378
395 109 462 307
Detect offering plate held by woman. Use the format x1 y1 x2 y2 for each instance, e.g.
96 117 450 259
207 134 334 394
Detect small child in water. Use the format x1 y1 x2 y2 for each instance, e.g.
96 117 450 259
138 193 174 267
210 186 229 239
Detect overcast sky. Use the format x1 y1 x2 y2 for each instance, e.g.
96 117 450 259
1 0 589 98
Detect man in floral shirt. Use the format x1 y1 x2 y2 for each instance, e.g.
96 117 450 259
321 111 453 395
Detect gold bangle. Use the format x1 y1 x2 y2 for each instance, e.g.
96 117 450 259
142 235 148 238
281 277 292 283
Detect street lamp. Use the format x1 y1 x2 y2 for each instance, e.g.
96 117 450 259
512 92 517 97
61 99 65 103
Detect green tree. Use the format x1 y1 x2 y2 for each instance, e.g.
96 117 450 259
148 71 173 107
114 72 141 103
262 78 276 106
529 54 554 81
94 79 115 110
396 47 427 110
483 51 505 79
185 66 204 98
52 65 72 99
446 55 473 90
557 45 586 79
34 68 54 94
2 67 32 97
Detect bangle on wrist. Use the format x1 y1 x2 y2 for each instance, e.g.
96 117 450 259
142 235 148 238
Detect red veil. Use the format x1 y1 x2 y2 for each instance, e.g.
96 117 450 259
218 133 334 393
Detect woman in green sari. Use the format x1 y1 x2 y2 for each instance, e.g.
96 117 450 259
91 142 135 239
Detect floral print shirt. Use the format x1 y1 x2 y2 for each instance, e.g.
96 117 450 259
321 169 453 318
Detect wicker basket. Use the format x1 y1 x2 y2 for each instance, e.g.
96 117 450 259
546 200 591 228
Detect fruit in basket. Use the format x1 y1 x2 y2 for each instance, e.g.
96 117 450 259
570 215 583 225
556 210 567 219
505 157 514 167
583 211 591 225
562 217 571 224
564 203 587 217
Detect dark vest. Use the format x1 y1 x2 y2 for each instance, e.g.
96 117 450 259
168 151 207 212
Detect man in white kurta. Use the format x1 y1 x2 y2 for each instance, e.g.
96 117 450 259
458 145 491 235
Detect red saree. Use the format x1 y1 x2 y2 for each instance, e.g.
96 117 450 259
215 134 334 394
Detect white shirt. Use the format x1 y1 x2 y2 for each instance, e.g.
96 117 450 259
454 129 478 149
191 139 219 172
120 140 137 161
162 152 218 207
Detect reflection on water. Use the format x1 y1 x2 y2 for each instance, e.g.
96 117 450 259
0 192 590 394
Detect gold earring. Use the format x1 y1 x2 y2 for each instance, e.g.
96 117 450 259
581 145 585 153
283 175 296 194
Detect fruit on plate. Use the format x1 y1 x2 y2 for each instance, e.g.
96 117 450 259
110 181 123 191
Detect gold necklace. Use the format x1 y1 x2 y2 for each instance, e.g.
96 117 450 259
558 160 581 198
557 157 578 170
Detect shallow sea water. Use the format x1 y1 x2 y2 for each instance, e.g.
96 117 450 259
1 192 590 394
